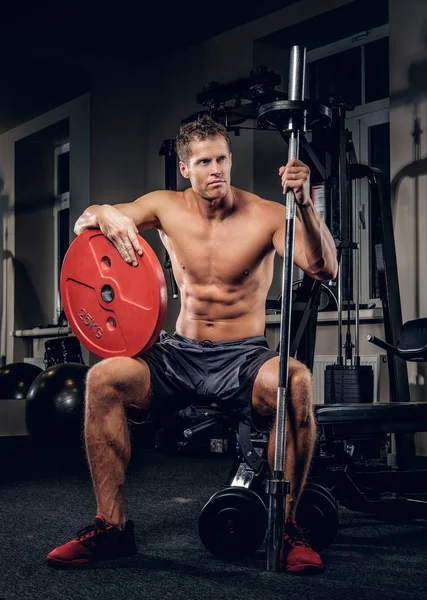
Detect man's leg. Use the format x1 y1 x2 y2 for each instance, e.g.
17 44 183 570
252 355 316 517
46 356 152 567
252 355 322 573
84 356 152 529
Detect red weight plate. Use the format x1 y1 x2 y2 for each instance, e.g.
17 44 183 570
60 230 168 358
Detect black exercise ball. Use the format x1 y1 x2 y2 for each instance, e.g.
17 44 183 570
26 362 89 446
0 362 43 400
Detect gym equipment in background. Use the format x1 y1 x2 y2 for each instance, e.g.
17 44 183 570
60 230 167 359
324 127 374 405
0 362 42 400
346 163 417 469
368 318 427 361
311 281 427 520
314 400 427 517
44 336 85 367
26 362 89 447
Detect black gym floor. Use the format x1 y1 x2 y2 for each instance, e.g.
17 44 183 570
1 439 426 600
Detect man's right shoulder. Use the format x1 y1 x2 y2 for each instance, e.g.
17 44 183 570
128 190 183 230
135 189 180 204
133 190 184 216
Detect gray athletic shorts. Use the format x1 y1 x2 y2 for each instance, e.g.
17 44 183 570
139 330 278 426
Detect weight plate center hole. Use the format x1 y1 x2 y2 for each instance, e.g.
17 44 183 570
101 284 115 303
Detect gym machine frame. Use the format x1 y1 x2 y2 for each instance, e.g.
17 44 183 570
311 165 427 515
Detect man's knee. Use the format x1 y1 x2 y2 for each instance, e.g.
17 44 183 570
87 358 126 391
86 357 150 407
252 358 315 422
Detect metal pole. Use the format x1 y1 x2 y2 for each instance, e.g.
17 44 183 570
266 45 306 572
355 179 361 365
336 108 347 366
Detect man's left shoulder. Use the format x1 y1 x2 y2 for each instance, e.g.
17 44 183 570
256 197 286 220
251 196 286 236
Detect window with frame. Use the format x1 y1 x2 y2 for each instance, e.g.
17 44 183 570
53 142 70 323
307 25 389 307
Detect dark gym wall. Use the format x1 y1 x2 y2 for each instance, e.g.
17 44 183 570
0 37 90 136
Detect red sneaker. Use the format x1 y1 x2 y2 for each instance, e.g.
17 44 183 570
46 515 137 568
281 518 324 574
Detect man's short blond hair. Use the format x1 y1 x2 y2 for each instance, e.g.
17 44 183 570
176 115 231 163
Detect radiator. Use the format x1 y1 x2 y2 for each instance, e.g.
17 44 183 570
312 355 381 404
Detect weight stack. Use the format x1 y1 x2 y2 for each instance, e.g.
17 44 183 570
324 364 373 404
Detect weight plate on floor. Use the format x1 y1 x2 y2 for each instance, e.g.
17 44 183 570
60 230 168 358
198 486 268 561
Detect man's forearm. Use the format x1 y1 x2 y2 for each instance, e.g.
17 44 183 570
297 199 338 280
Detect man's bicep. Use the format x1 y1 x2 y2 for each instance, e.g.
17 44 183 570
272 221 285 257
271 203 286 257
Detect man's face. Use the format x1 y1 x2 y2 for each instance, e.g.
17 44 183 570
179 135 232 200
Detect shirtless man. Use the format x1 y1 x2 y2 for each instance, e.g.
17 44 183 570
47 115 338 573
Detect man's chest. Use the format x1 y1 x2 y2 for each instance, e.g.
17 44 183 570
160 215 275 284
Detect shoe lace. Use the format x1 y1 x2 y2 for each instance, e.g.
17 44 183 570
284 519 311 548
77 517 107 542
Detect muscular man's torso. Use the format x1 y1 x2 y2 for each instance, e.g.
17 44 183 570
152 187 283 342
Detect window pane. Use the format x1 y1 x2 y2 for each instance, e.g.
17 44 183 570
309 47 362 107
369 121 390 299
365 37 389 103
57 151 70 194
